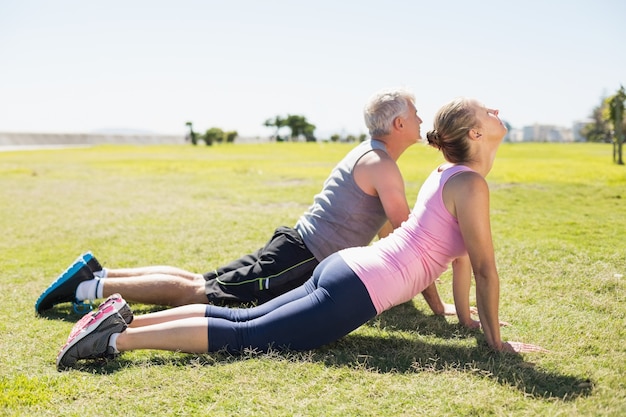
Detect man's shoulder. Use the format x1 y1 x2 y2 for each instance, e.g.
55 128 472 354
356 148 396 168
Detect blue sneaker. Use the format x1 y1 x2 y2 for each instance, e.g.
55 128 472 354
35 257 95 314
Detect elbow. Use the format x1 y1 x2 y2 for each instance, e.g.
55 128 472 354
473 269 500 297
472 265 498 284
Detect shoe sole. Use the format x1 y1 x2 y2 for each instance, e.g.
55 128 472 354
67 294 133 343
36 259 94 313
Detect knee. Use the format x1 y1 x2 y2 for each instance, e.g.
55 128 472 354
180 272 205 282
173 276 207 306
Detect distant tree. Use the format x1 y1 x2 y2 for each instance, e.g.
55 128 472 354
225 131 238 143
185 121 198 146
265 114 316 142
203 127 224 146
284 114 316 141
608 85 625 165
303 122 316 142
329 132 366 143
581 97 612 143
264 116 287 141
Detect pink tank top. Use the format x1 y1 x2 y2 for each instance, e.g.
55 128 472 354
340 164 472 314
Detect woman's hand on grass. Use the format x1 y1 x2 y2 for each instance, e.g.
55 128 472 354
464 318 481 329
441 303 478 316
501 341 550 353
458 307 509 329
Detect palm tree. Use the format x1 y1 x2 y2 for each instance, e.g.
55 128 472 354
185 121 198 146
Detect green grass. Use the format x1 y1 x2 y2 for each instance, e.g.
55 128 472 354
1 142 624 416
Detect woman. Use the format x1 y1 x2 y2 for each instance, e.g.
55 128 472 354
57 98 545 369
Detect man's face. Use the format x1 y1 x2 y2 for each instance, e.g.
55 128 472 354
404 101 423 142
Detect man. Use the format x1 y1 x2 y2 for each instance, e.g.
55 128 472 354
36 88 451 316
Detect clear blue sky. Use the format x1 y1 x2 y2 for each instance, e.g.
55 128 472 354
1 0 624 138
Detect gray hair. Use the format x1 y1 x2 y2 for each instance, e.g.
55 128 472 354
363 88 415 138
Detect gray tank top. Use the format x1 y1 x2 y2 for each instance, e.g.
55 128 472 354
294 140 389 261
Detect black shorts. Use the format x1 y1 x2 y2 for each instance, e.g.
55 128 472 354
203 226 319 305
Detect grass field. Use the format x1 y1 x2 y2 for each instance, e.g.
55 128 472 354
1 142 624 416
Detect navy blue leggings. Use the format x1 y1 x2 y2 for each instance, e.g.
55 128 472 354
204 253 377 353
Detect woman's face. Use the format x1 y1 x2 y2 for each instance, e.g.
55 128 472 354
473 102 507 142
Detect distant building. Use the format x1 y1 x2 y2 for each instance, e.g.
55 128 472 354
521 124 573 142
572 120 590 142
0 132 185 147
506 128 524 142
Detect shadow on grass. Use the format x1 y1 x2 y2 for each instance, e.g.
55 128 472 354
347 301 593 400
316 336 593 402
38 304 173 322
67 301 592 402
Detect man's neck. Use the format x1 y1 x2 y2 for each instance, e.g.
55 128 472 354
373 136 411 161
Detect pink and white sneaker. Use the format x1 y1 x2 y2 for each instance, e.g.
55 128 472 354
56 301 128 370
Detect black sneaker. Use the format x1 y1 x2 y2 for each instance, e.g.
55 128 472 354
82 252 103 276
35 258 95 314
56 304 128 370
